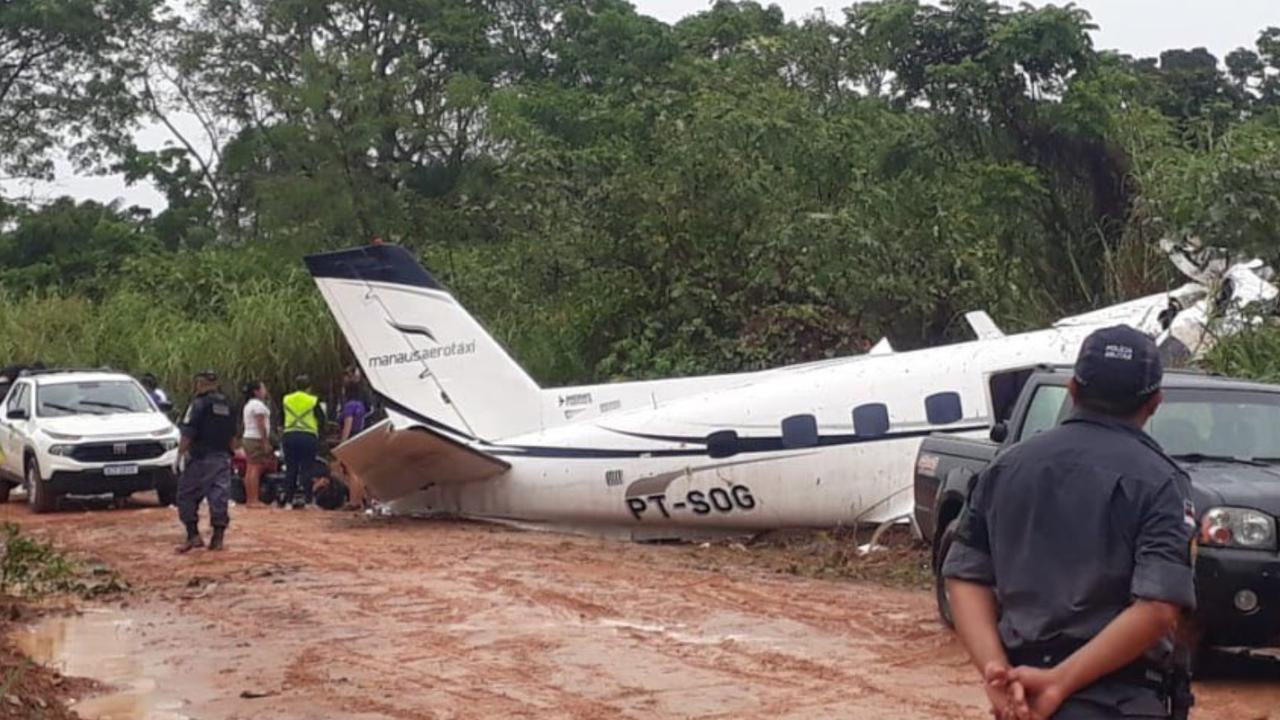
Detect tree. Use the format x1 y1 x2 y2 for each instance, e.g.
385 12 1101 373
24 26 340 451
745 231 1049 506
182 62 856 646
0 0 161 181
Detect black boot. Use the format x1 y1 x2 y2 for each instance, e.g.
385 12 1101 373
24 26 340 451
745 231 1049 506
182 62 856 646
208 527 226 551
176 525 204 554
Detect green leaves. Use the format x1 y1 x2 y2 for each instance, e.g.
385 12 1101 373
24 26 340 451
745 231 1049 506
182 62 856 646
4 0 1280 389
0 0 161 180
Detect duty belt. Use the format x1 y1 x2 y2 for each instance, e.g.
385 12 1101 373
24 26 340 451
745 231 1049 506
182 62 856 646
1009 640 1194 720
1006 639 1170 695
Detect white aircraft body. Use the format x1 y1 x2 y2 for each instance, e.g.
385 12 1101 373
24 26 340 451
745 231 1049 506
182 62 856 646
305 244 1275 540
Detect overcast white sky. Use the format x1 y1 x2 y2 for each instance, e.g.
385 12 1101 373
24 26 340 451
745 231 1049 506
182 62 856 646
4 0 1276 213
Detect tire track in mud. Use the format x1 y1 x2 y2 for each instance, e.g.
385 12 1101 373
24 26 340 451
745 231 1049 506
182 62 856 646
3 501 1277 720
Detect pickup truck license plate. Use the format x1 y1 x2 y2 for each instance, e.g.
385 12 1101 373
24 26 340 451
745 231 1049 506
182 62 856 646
103 464 139 477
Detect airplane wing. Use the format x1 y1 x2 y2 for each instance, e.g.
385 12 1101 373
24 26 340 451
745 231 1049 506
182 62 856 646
333 419 510 501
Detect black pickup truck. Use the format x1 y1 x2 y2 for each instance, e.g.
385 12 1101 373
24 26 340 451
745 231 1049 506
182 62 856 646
914 365 1280 652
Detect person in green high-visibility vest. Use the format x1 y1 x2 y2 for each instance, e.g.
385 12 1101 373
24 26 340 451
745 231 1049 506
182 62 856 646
280 374 326 508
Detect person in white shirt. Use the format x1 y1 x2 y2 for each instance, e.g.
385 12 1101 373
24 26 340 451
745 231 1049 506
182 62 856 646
240 380 273 507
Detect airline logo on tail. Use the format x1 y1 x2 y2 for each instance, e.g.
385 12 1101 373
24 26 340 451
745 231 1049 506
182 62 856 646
389 320 438 343
370 319 477 368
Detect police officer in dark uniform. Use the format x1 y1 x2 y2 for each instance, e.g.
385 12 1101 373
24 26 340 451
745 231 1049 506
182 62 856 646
943 325 1196 720
176 370 237 553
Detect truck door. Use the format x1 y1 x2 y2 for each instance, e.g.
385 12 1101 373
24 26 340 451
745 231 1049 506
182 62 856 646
0 383 30 477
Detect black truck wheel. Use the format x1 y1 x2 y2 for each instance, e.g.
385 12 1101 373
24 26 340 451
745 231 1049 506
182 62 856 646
26 459 56 514
934 517 959 629
0 481 10 504
155 471 178 507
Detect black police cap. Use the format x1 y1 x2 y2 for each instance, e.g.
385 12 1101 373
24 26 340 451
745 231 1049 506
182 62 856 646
1073 325 1162 400
195 369 219 381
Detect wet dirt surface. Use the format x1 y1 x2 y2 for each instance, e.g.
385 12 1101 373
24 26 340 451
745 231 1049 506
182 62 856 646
2 497 1277 719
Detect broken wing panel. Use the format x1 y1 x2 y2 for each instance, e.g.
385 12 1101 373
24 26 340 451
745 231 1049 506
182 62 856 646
334 419 509 501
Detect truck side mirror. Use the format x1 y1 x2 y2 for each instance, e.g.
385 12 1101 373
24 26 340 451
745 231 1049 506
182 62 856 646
157 400 174 413
989 421 1008 444
6 407 27 421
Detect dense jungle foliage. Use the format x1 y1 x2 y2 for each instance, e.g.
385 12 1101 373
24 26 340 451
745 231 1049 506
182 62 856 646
1 0 1278 399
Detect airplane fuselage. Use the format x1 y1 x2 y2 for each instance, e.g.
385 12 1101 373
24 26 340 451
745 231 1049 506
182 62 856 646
382 323 1096 539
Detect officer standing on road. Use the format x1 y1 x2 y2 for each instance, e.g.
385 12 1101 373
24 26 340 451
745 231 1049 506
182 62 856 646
944 325 1196 720
176 370 237 553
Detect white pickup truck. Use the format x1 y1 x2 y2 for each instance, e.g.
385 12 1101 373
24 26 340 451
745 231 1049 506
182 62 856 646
0 369 181 512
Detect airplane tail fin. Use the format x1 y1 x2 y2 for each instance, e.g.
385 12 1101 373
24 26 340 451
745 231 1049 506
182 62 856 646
305 244 542 441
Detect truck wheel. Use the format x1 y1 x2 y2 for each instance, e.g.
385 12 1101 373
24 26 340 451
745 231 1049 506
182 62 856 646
26 459 56 514
0 482 10 504
155 471 178 508
934 518 959 629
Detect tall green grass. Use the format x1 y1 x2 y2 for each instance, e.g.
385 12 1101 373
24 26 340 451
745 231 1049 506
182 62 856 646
0 280 344 408
1203 323 1280 383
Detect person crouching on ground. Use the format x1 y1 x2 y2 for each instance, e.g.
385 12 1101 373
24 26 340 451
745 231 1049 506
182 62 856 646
176 370 237 553
281 374 325 508
312 460 350 511
240 380 273 508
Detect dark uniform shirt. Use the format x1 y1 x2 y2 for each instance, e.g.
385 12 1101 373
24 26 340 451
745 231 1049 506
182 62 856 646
180 391 237 458
942 410 1196 663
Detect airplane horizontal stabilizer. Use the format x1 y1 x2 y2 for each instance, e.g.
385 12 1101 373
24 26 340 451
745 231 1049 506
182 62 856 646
869 337 894 355
333 419 509 501
964 311 1004 340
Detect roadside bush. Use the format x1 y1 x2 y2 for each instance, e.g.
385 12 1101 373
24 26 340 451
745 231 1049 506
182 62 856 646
0 524 128 598
0 524 77 597
1203 323 1280 383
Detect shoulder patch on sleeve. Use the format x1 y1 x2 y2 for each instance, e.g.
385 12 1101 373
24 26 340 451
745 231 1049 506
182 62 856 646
1184 499 1197 529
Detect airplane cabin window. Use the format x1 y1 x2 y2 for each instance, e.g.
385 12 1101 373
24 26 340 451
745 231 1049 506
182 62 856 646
781 414 819 448
925 392 964 424
707 430 740 458
852 403 890 438
1020 386 1071 440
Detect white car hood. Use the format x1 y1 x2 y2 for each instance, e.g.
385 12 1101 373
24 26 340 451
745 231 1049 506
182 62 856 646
39 413 175 439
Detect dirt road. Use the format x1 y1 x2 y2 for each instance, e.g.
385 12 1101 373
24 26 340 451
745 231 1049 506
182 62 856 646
3 499 1277 720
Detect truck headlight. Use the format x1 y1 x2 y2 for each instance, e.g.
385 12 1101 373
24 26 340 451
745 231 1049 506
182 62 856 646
1201 507 1277 550
47 445 76 457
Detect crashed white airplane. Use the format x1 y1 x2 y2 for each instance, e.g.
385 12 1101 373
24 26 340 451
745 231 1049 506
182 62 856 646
305 244 1276 540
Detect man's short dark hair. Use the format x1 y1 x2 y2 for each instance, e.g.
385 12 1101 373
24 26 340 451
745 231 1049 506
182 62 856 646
295 373 311 389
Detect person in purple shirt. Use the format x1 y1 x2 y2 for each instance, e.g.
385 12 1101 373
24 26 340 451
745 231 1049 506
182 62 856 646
337 381 368 508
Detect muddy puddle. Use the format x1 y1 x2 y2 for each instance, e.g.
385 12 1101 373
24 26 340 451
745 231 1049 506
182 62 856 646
12 607 190 720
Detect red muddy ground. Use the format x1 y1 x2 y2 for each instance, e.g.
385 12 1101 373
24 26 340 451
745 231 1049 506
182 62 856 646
2 497 1277 719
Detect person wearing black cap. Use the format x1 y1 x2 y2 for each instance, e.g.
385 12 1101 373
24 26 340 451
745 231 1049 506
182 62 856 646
943 325 1196 720
175 370 237 552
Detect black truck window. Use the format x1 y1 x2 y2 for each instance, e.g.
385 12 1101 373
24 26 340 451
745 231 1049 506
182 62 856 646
1020 385 1070 440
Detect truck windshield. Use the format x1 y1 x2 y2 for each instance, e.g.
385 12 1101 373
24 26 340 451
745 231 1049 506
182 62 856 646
37 381 155 417
1018 385 1280 464
1149 389 1280 463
